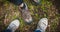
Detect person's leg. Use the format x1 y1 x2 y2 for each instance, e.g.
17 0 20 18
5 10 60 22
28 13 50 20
34 18 48 32
8 0 23 5
3 19 20 32
34 30 41 32
3 29 12 32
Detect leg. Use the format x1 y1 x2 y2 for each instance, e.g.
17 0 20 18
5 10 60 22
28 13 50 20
8 0 23 5
34 30 41 32
34 18 48 32
3 29 12 32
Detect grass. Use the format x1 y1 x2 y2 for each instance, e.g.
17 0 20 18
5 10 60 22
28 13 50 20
0 0 60 32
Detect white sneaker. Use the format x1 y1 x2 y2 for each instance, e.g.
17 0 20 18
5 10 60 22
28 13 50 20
36 18 48 32
19 3 33 23
7 19 20 32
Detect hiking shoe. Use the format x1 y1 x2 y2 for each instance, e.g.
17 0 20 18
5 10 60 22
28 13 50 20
19 3 33 23
36 18 48 32
7 19 20 32
32 0 41 5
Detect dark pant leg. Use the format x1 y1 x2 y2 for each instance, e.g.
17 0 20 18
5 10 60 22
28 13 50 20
8 0 23 5
34 30 41 32
3 29 12 32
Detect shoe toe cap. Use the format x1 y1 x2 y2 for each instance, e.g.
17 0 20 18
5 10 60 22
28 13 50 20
25 17 33 23
11 19 20 27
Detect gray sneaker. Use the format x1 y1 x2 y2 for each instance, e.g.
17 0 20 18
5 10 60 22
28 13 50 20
19 3 32 23
36 18 48 32
7 19 20 32
33 0 41 5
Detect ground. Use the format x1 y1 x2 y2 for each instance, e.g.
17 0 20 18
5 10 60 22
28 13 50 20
0 0 60 32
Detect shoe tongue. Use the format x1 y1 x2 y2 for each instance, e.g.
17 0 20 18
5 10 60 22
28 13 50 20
23 3 26 9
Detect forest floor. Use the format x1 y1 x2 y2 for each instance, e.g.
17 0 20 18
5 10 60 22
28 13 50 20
0 0 60 32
